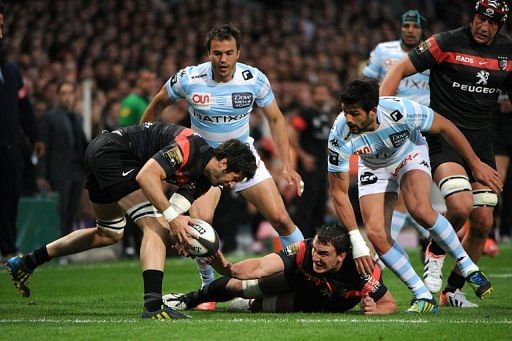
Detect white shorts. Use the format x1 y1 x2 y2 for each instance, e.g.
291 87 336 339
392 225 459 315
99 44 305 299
358 144 431 198
234 142 272 192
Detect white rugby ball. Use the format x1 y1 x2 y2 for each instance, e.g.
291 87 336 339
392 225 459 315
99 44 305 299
187 219 220 257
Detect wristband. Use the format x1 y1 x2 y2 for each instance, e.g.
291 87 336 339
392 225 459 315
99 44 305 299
163 206 179 222
349 229 370 258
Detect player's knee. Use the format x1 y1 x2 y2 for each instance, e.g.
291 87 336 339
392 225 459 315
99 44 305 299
125 201 167 236
225 278 244 295
473 189 498 209
241 279 263 298
470 215 494 236
407 206 435 227
97 217 126 243
439 175 472 198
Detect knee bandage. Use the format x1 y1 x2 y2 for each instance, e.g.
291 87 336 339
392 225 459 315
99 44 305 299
126 201 161 222
242 279 263 298
473 189 498 208
438 175 472 198
97 217 126 235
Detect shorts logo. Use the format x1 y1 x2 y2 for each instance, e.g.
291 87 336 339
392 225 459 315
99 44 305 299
232 92 253 108
328 149 339 165
476 70 489 85
499 58 508 71
242 70 253 80
162 146 183 168
415 39 431 54
360 172 378 185
391 152 419 176
390 110 403 122
389 130 410 148
191 92 212 107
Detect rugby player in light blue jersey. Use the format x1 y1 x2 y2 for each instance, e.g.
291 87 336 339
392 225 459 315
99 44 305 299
363 10 433 245
328 79 501 313
141 24 304 310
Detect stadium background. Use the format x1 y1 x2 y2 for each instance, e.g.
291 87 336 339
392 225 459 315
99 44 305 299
3 0 512 255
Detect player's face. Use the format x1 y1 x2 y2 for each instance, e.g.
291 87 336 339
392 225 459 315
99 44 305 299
471 14 500 45
401 23 422 48
311 237 345 274
209 158 243 188
342 104 376 134
208 37 240 82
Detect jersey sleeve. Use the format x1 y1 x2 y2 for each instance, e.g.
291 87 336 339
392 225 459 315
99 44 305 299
360 265 388 302
327 118 350 173
254 69 275 108
277 240 307 271
362 46 383 79
165 68 188 102
402 97 435 131
152 142 184 178
409 35 441 73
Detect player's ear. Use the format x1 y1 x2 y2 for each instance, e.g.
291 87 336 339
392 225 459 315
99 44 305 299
337 251 348 262
218 158 228 171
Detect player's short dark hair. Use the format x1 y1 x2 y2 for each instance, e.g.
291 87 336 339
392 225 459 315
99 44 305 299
206 24 241 52
339 78 379 113
315 224 350 255
214 139 256 181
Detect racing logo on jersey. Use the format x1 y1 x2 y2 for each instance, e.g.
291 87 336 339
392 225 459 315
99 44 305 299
162 146 183 168
389 130 410 148
390 110 403 122
191 92 212 107
360 172 377 185
232 92 253 108
476 70 489 85
242 70 253 80
499 58 508 71
328 149 339 165
415 39 431 54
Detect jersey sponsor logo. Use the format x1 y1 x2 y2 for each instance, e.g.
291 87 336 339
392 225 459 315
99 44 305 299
328 148 339 165
389 130 410 148
415 39 431 54
162 146 183 168
242 70 253 80
499 58 508 71
362 274 382 294
390 152 419 176
455 55 474 64
191 92 212 107
401 78 429 89
390 110 403 122
360 172 377 185
170 74 178 86
191 73 207 79
191 109 249 123
355 146 371 155
452 81 499 93
476 70 489 85
231 92 253 108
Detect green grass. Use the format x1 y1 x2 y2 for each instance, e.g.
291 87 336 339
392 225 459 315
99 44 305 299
1 246 512 340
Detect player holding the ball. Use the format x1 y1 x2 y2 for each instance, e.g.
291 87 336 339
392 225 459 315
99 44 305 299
5 122 256 320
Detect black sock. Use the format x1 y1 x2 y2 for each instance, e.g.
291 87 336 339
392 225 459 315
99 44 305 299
428 240 446 256
23 246 51 272
445 272 466 292
188 276 233 307
143 270 164 312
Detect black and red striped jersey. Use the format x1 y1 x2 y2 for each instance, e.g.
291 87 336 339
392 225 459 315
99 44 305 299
409 25 512 129
119 122 213 201
277 239 387 303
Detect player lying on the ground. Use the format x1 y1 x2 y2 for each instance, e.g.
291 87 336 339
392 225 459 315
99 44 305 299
5 122 256 320
164 224 397 314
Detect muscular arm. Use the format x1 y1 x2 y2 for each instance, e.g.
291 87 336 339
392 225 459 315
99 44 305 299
328 172 373 275
140 86 174 123
428 113 502 193
379 56 418 96
263 99 303 196
210 252 285 280
360 290 397 315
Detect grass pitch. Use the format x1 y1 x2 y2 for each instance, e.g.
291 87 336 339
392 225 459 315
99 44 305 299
1 246 511 340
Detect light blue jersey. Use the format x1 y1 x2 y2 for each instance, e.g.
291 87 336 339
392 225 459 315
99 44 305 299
327 97 435 172
165 62 274 147
363 40 430 106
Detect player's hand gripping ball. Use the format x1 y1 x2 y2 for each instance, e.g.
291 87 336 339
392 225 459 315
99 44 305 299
186 219 220 257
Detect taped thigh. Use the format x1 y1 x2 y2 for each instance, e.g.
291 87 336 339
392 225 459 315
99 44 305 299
242 279 264 298
126 201 161 222
438 175 472 198
473 189 498 208
97 216 126 235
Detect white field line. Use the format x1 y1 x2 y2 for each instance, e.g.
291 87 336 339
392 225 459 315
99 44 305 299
488 273 512 278
0 318 511 324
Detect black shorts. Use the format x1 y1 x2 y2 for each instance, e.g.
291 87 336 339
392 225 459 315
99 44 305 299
493 113 512 157
84 132 142 204
291 286 359 313
426 127 496 182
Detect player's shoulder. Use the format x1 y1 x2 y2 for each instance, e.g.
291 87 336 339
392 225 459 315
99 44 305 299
378 97 411 119
494 31 512 46
375 40 401 51
234 62 267 82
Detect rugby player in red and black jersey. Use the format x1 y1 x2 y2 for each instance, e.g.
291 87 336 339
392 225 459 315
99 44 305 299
381 0 511 307
164 224 396 314
5 122 256 319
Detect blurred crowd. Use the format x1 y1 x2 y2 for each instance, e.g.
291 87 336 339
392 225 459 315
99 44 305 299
3 0 511 255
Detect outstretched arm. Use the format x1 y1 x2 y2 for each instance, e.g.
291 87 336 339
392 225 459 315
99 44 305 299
328 172 373 275
428 113 502 193
379 56 417 96
208 251 285 280
140 86 174 123
263 99 304 197
360 291 397 315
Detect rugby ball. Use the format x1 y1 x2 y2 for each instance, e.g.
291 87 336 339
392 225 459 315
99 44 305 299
187 219 220 257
